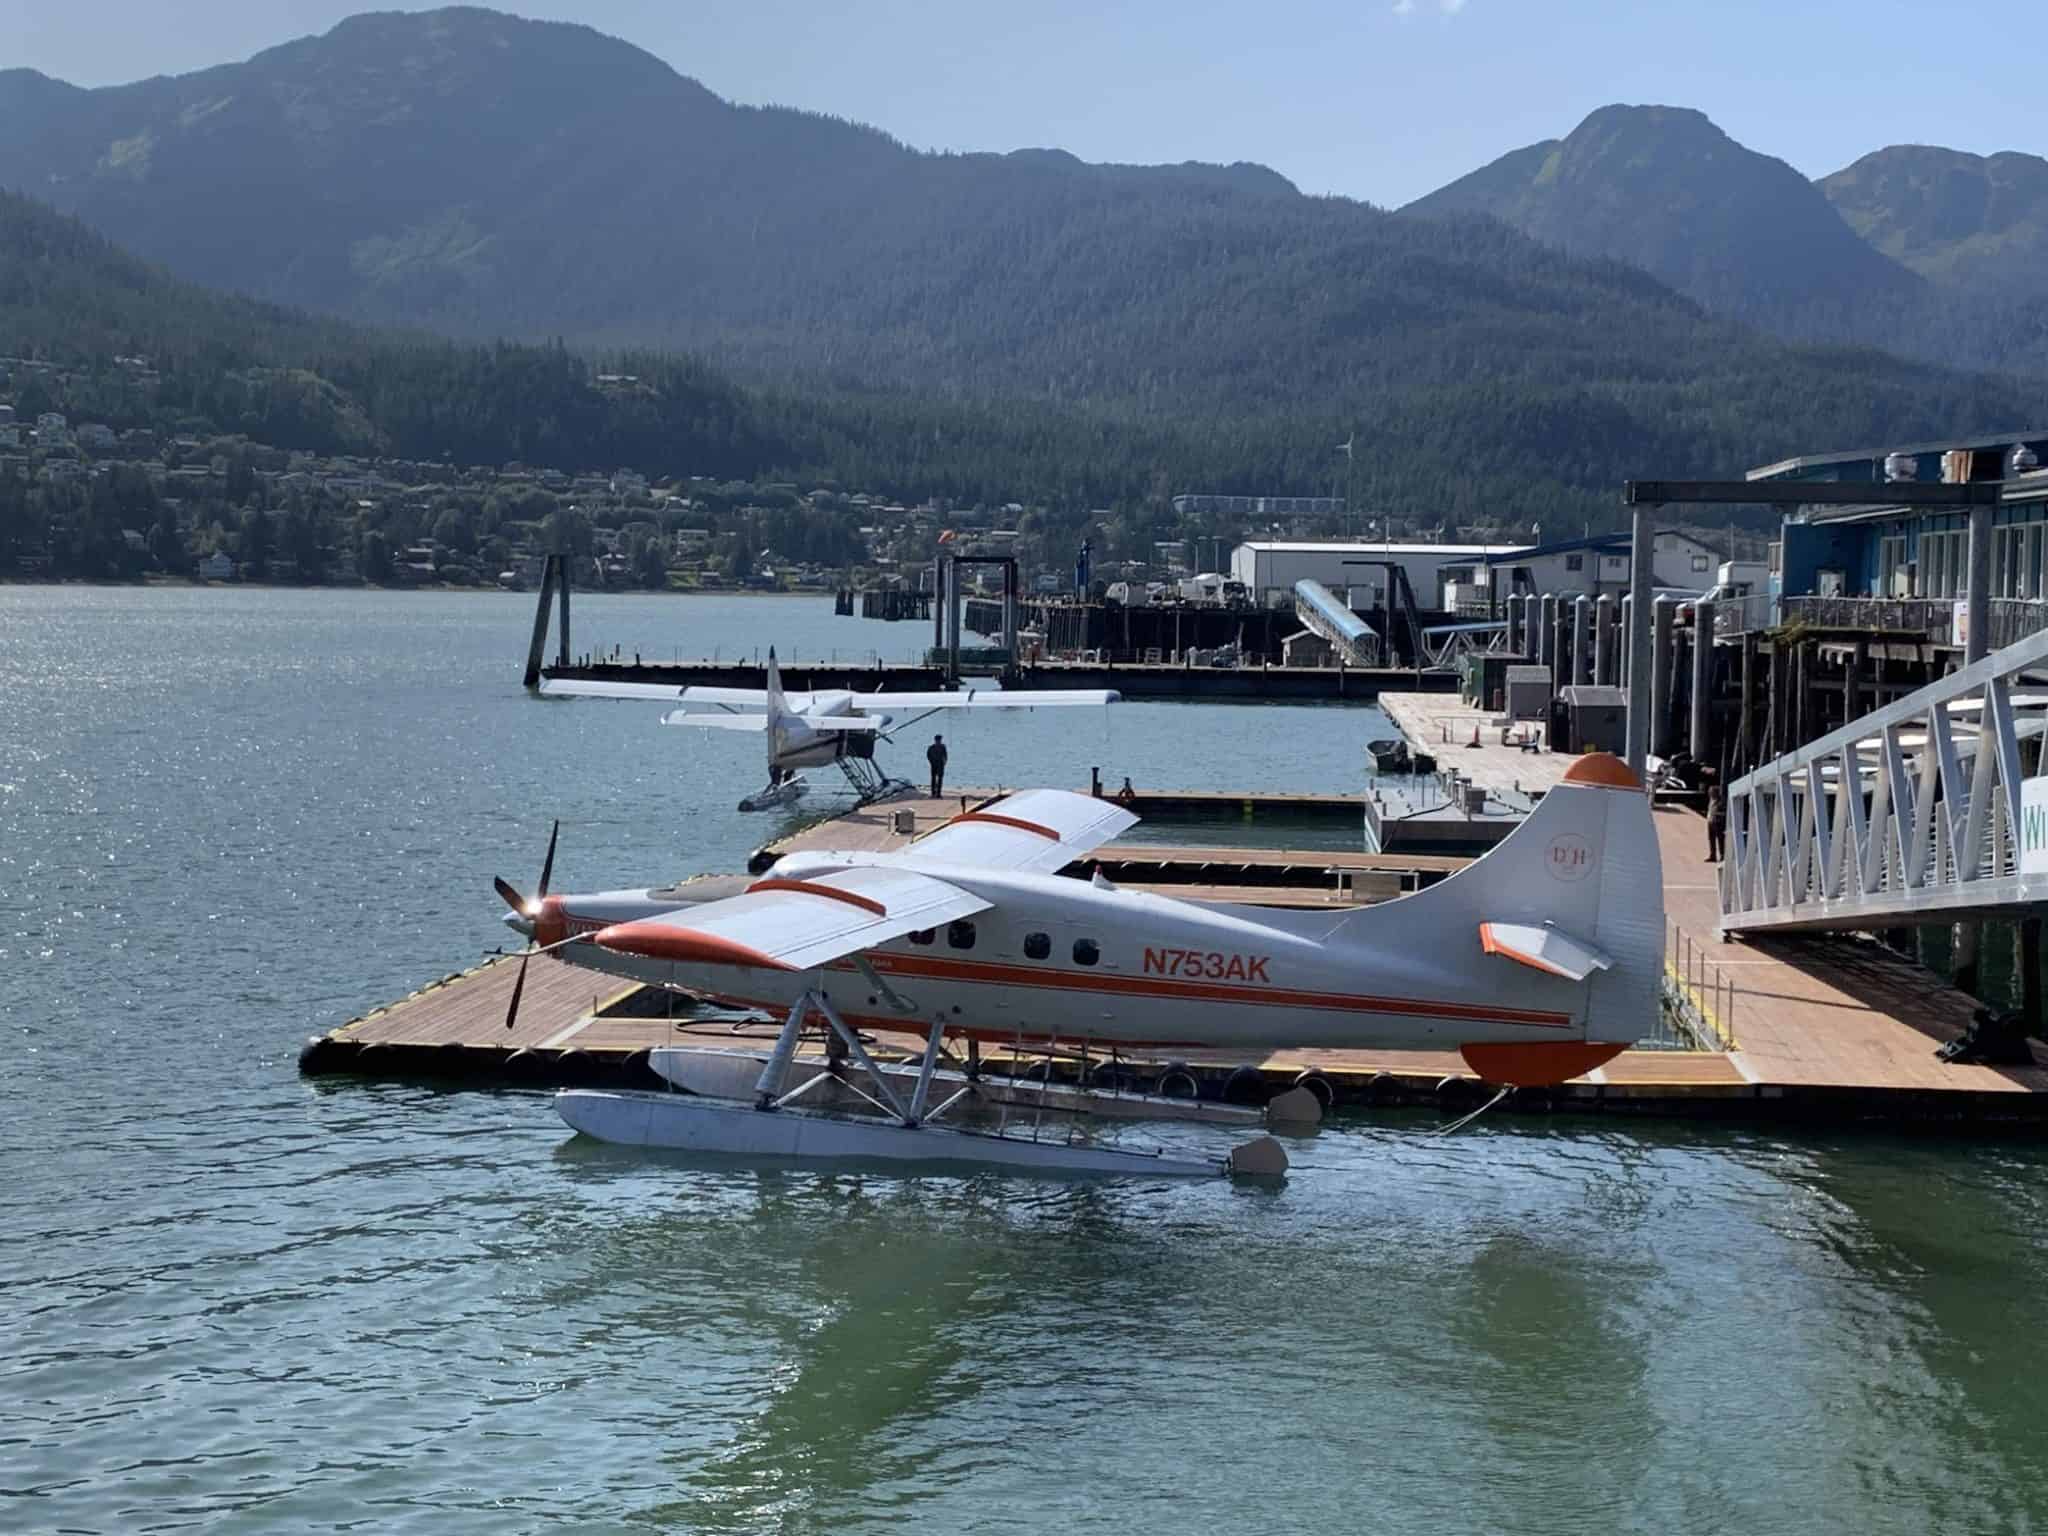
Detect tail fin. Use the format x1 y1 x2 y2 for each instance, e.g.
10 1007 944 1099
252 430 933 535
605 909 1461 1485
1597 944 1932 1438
1322 752 1665 1065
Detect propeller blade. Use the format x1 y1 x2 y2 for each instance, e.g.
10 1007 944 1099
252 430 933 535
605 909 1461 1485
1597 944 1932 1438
537 819 560 900
504 950 531 1032
493 875 527 914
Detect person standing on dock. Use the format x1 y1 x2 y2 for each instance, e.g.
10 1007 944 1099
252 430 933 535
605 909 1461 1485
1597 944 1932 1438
1706 781 1727 864
927 734 949 798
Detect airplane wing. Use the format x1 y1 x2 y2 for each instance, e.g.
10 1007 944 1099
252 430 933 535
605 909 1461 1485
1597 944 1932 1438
902 788 1139 873
592 866 991 972
540 679 690 702
847 689 1118 713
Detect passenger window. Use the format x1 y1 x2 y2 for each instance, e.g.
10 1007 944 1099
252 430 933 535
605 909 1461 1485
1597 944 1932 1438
947 920 977 951
909 929 934 946
1073 938 1100 967
1023 931 1051 960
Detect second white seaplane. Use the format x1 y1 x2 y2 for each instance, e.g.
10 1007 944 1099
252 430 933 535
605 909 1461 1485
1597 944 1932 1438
495 753 1665 1179
541 651 1117 810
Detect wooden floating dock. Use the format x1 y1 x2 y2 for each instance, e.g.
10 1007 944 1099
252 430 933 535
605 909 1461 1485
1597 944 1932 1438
299 793 2048 1128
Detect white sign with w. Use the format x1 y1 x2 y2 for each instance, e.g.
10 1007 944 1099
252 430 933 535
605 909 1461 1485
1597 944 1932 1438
2022 777 2048 876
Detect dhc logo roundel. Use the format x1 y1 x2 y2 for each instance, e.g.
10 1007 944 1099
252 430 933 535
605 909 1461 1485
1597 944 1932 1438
1546 833 1593 882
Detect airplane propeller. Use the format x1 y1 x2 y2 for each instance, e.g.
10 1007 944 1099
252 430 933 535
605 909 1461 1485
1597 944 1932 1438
494 819 561 1032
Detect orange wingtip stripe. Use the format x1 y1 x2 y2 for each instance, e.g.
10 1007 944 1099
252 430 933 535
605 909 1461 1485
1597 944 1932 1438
744 877 887 916
593 921 796 971
1459 1040 1628 1087
949 811 1061 840
1563 752 1640 789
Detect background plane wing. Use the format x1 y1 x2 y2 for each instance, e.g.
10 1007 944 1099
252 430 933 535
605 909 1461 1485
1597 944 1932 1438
592 866 991 972
902 788 1139 872
848 689 1118 712
539 679 690 701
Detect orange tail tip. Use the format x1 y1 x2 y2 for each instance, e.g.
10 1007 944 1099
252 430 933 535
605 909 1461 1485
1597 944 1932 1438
1459 1040 1628 1087
594 921 795 971
1562 752 1640 789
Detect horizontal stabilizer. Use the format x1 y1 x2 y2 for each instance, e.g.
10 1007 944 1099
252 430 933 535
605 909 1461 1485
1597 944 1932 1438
660 711 883 732
659 712 771 731
1478 921 1612 982
678 686 818 712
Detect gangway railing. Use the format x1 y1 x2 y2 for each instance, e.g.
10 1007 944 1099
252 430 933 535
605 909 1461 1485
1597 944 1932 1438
1293 580 1380 668
1719 625 2048 935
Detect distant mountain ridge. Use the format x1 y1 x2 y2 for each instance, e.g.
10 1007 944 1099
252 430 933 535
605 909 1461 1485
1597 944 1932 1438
1821 144 2048 295
3 7 2045 526
1403 104 1926 335
1403 105 2048 374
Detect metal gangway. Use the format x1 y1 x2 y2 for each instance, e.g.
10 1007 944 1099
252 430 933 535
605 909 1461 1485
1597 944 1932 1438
1293 580 1380 667
1719 626 2048 936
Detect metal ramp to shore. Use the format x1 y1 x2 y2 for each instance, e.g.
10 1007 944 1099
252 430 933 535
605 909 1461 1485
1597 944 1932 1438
1720 627 2048 935
1292 580 1380 667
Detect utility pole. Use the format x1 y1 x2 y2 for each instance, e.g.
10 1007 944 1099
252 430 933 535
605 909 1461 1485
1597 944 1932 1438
1625 502 1656 780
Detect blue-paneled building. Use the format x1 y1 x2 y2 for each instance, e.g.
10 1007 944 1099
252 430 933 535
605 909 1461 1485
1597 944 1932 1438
1744 431 2048 648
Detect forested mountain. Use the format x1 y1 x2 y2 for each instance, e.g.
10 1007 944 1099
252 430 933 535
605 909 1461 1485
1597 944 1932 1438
1405 107 2048 375
1821 146 2048 296
2 10 2044 531
1403 105 1924 337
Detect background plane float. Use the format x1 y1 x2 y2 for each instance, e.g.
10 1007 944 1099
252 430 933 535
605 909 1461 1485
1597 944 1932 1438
542 651 1117 809
496 753 1665 1178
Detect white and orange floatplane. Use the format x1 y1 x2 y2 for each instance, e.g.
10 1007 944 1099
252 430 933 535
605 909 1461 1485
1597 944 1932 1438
496 752 1663 1178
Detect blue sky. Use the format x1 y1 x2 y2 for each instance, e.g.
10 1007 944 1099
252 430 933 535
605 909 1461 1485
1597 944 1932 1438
15 0 2041 206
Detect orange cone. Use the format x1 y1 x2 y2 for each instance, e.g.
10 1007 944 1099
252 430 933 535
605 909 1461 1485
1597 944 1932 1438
1468 720 1482 749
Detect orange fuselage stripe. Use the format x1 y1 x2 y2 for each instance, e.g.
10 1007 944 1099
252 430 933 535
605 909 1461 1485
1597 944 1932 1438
833 952 1575 1029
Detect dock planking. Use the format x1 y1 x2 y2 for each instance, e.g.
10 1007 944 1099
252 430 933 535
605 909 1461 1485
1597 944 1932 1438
1376 691 1580 802
300 792 2048 1126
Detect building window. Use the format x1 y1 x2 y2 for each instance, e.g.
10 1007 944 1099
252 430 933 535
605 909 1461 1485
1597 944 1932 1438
1072 938 1100 967
1023 931 1050 960
947 920 976 950
909 929 934 946
1564 554 1584 572
1691 554 1711 573
1879 536 1907 597
1921 528 1965 598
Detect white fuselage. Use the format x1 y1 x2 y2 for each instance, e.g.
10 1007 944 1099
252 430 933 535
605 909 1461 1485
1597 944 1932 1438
528 865 1586 1054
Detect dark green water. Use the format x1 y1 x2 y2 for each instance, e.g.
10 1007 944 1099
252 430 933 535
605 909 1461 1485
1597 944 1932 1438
7 586 2048 1534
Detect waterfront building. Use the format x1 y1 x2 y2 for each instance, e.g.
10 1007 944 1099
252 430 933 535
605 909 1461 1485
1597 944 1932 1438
1229 539 1519 609
1479 530 1721 600
1733 429 2048 650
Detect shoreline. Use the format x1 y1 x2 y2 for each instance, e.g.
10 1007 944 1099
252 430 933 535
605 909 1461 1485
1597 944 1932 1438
0 575 835 597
